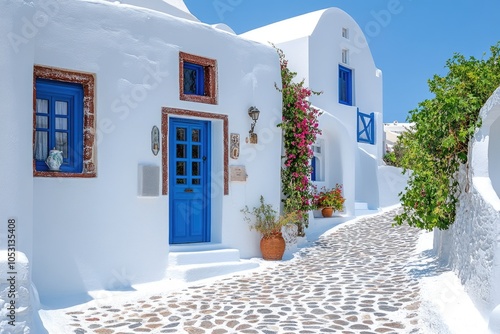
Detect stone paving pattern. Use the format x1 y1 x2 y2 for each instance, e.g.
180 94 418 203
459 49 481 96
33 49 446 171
61 208 423 333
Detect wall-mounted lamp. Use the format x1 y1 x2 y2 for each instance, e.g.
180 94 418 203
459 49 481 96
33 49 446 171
248 106 260 144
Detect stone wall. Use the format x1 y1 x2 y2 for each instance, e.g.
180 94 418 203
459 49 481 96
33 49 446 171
433 87 500 322
434 166 500 314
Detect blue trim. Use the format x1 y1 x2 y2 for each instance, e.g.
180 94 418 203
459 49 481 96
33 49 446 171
35 79 84 173
311 157 317 181
339 65 352 106
183 62 205 96
169 118 211 244
357 109 375 145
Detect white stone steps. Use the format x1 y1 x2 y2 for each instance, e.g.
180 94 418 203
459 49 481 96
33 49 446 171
169 248 241 266
355 202 379 216
166 248 259 282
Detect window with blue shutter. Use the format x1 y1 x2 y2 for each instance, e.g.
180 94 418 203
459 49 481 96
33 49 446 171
34 78 84 173
179 52 217 105
339 65 352 106
183 62 205 96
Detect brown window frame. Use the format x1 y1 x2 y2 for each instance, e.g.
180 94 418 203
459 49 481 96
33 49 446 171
33 65 97 178
179 52 217 105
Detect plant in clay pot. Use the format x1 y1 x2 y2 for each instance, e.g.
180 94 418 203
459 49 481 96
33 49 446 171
241 196 299 260
314 184 345 217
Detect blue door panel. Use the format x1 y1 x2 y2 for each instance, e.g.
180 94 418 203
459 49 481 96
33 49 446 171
169 118 211 244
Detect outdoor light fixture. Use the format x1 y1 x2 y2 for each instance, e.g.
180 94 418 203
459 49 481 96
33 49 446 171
248 106 260 144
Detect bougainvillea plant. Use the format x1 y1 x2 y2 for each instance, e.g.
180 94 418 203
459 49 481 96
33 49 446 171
275 47 322 235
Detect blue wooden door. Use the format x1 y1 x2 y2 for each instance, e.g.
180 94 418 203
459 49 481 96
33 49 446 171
169 118 211 244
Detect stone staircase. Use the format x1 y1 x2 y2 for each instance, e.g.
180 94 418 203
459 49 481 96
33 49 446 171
354 202 379 216
166 246 259 282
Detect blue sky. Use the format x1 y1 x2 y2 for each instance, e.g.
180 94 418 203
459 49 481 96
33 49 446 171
183 0 500 123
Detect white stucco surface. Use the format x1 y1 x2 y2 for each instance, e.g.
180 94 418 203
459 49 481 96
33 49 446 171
434 87 500 324
104 0 199 21
0 252 35 333
0 0 36 262
377 165 409 208
241 9 327 44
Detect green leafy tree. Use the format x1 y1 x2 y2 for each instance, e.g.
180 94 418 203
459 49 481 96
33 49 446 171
383 138 407 168
395 42 500 231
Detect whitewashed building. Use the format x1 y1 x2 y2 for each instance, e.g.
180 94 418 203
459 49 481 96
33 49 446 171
383 121 413 153
242 8 387 213
0 1 282 330
433 86 500 331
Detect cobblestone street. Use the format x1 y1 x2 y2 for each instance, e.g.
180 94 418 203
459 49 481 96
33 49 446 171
57 208 423 333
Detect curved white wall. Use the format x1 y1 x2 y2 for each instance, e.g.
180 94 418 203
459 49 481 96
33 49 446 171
308 8 383 161
489 116 500 198
434 87 500 320
314 111 356 216
0 1 35 260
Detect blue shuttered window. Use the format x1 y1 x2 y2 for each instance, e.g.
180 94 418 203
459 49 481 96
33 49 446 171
183 62 205 96
339 65 352 106
311 157 318 181
35 79 84 173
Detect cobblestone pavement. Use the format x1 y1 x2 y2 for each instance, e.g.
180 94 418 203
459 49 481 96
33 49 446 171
59 208 423 333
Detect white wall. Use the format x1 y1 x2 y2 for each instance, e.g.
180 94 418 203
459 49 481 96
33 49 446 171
307 8 383 209
355 148 379 209
0 252 36 333
377 166 409 208
275 37 310 88
240 7 384 211
314 112 357 216
307 8 384 161
0 1 35 260
489 116 500 197
15 0 282 300
434 87 500 319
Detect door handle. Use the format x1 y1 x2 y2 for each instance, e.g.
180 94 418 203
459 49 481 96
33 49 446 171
184 188 194 193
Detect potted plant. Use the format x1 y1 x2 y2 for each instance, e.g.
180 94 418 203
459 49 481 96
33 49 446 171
241 196 299 260
314 184 345 217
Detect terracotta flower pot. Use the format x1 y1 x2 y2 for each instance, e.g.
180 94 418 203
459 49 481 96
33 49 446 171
321 207 334 217
260 232 286 261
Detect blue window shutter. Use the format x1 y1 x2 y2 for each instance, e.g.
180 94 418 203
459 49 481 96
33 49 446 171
35 79 84 173
183 62 205 96
311 157 317 181
339 65 352 105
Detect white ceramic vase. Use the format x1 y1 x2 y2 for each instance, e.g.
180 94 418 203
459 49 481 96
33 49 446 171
45 149 63 171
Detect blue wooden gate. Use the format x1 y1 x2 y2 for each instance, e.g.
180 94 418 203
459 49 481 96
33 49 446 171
357 109 375 145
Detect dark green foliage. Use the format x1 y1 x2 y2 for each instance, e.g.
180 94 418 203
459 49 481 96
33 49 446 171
395 42 500 231
383 139 407 168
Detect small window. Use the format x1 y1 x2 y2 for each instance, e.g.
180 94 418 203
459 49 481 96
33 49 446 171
339 65 353 106
342 49 349 64
183 62 205 95
34 66 96 177
35 79 83 173
342 28 349 39
311 139 325 182
179 52 217 105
